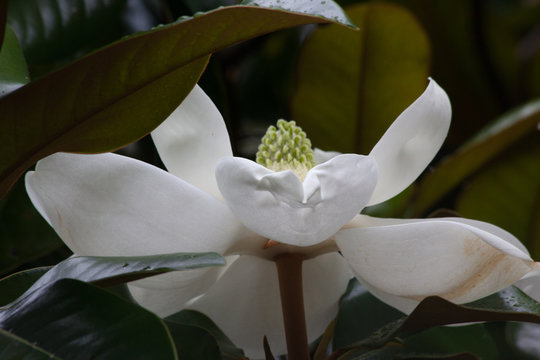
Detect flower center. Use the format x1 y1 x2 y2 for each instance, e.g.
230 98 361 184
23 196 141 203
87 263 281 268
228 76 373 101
256 119 315 180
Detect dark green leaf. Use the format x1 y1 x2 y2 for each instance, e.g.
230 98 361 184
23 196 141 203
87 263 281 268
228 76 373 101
0 25 29 97
506 322 540 359
0 278 177 360
0 177 62 276
292 2 430 154
0 2 352 199
0 267 50 306
354 286 540 350
7 0 129 74
15 252 224 301
456 134 540 257
263 336 275 360
333 279 403 349
165 310 245 360
0 0 7 47
0 328 62 360
412 99 540 216
402 324 497 360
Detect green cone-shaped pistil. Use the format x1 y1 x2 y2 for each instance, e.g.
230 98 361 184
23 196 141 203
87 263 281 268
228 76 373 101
256 119 315 180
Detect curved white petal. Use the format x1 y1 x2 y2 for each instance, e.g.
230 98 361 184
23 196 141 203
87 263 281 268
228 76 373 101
335 218 536 306
368 79 451 206
151 85 233 199
25 152 247 264
515 267 540 303
216 154 378 247
188 253 352 359
313 148 340 164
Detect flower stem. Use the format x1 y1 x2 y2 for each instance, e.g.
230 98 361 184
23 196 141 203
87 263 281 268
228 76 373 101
275 253 309 360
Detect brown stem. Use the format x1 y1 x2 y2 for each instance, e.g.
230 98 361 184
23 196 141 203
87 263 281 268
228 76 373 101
275 253 309 360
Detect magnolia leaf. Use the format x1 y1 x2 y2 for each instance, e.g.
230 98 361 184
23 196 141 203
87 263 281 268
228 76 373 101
506 322 540 359
165 310 245 360
0 177 62 276
241 0 354 27
0 328 62 360
456 134 540 256
14 252 224 305
7 0 130 75
401 324 498 360
333 279 403 349
292 2 429 154
0 267 49 306
0 25 28 97
0 1 352 199
412 99 540 216
0 278 177 360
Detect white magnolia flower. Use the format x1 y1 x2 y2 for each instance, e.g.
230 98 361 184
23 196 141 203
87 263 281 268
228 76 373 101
25 79 538 358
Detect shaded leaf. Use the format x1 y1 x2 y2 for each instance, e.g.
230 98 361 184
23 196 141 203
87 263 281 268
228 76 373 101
333 279 403 349
0 25 28 97
412 99 540 216
0 328 62 360
0 2 352 199
263 336 275 360
165 310 245 360
292 2 430 154
12 252 225 304
0 267 49 306
0 278 177 360
402 324 497 360
0 177 62 276
456 134 540 257
356 286 540 350
506 322 540 360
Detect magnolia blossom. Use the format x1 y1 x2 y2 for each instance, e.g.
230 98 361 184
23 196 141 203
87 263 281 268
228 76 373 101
26 79 537 358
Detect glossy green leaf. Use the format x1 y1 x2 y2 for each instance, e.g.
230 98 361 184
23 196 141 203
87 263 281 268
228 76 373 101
165 310 245 360
0 177 62 276
333 279 403 349
506 322 540 359
0 278 177 360
241 0 354 27
456 134 540 256
292 2 430 154
7 0 170 76
0 267 49 306
0 328 62 360
412 95 540 217
0 2 352 199
0 25 28 97
351 286 540 351
402 324 498 360
9 252 225 305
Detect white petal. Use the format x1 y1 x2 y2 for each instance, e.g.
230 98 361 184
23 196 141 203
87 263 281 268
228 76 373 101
368 79 451 205
151 85 232 199
216 154 378 247
515 267 540 303
189 253 352 359
25 152 246 260
335 218 536 305
313 148 340 164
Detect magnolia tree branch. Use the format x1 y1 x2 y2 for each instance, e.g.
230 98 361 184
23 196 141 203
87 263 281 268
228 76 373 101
275 253 310 360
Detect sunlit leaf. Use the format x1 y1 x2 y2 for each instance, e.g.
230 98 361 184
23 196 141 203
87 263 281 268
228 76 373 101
0 2 352 199
0 278 178 360
0 25 28 97
165 310 245 360
292 2 429 153
412 100 540 216
456 134 540 256
0 328 61 360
